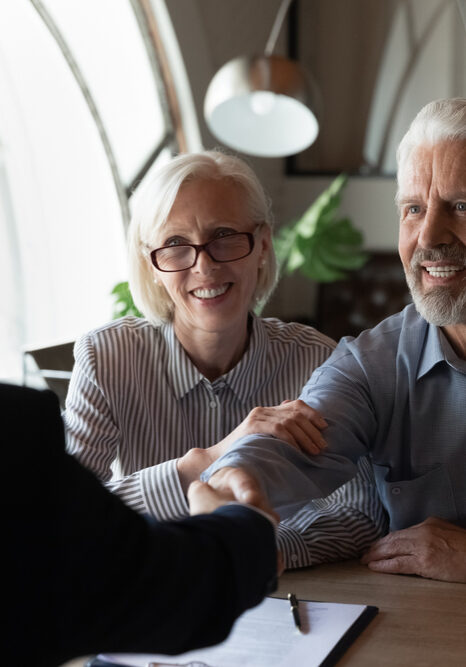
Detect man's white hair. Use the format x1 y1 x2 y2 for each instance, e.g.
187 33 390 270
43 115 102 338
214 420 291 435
396 98 466 185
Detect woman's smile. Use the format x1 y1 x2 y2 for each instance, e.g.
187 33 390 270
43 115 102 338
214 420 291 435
191 282 231 300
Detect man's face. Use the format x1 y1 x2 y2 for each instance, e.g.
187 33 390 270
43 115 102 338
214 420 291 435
397 140 466 326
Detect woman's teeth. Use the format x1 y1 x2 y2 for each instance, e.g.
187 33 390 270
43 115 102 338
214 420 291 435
193 285 229 299
425 265 463 278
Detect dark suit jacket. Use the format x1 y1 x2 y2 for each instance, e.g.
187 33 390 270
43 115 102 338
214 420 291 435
3 384 276 667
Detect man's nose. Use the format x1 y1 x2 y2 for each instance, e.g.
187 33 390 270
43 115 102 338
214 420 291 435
418 206 455 249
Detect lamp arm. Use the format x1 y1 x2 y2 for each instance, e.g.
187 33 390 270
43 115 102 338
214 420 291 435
264 0 293 56
456 0 466 32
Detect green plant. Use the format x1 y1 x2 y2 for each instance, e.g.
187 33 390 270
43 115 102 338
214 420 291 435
274 174 368 282
111 281 143 319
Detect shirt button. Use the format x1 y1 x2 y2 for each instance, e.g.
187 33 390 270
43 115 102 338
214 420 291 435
391 487 401 495
210 400 217 408
291 554 298 563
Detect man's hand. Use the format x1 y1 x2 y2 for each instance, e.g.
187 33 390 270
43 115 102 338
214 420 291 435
361 517 466 583
188 472 284 575
207 466 280 523
177 399 327 494
187 479 235 515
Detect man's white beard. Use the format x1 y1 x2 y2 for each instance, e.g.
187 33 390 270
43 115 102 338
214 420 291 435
405 245 466 326
407 278 466 325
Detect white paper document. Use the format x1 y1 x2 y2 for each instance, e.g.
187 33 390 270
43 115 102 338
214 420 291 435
98 596 376 667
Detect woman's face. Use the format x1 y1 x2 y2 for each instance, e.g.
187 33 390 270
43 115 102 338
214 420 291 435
152 178 270 340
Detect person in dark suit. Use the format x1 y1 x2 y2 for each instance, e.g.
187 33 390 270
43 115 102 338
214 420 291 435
4 383 277 667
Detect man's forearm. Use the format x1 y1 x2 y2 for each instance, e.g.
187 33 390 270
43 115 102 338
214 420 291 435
201 434 359 519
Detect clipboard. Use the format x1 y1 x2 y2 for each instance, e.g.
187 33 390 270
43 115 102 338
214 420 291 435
320 603 378 667
87 596 378 667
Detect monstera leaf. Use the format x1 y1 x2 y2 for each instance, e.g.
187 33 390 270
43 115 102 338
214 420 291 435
274 175 368 282
111 281 143 319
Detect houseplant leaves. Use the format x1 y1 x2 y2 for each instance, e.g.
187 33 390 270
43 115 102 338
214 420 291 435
274 174 368 282
111 281 143 319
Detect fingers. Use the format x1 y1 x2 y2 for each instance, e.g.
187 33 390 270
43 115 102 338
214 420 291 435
212 400 329 461
246 400 328 455
366 555 419 576
272 417 327 455
361 532 423 577
361 520 466 582
209 467 279 522
280 399 328 429
361 531 414 564
187 480 232 516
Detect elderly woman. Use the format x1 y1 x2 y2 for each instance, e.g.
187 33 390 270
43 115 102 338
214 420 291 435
65 150 384 567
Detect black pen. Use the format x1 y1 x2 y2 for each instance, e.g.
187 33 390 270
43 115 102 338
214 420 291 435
288 592 304 633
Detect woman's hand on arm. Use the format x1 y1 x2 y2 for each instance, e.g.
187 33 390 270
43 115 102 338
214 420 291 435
214 399 328 459
177 399 327 495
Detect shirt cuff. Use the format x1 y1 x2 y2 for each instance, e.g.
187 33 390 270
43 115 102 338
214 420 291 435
276 522 310 569
140 458 189 521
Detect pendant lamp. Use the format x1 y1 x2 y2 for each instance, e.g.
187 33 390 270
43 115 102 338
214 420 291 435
204 0 320 158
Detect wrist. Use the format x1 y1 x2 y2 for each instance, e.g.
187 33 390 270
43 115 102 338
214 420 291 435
177 448 211 495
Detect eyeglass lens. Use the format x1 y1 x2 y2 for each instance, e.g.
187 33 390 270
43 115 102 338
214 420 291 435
153 233 253 271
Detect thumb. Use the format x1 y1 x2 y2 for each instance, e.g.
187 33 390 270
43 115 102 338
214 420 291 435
188 480 232 516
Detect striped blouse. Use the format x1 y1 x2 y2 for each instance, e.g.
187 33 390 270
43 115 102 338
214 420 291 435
64 315 387 568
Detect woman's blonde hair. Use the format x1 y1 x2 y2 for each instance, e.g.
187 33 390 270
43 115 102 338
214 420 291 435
128 150 278 324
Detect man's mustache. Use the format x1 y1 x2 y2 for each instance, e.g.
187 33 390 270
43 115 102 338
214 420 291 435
410 244 466 269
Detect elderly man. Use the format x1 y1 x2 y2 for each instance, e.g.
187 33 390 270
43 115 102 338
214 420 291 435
204 97 466 583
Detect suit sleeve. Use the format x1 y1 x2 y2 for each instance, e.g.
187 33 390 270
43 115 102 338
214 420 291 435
4 384 276 667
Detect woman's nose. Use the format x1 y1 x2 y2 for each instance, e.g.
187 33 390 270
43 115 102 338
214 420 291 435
192 247 219 273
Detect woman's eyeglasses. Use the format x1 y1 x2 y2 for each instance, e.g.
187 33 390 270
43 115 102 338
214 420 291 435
150 232 256 272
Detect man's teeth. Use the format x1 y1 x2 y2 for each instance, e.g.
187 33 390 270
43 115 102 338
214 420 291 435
425 265 463 278
193 285 229 299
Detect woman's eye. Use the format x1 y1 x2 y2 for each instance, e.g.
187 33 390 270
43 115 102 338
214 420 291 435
215 228 236 238
164 237 185 247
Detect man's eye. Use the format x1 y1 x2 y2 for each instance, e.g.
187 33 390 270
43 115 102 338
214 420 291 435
455 202 466 211
408 205 420 215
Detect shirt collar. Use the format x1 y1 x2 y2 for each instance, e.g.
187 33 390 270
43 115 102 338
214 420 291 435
161 322 204 399
161 314 269 403
417 321 464 379
221 313 269 403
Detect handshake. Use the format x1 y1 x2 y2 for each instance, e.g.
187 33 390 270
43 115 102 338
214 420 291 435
188 466 277 524
188 466 285 576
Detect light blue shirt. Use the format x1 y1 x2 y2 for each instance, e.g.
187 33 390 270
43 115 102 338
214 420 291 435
203 305 466 531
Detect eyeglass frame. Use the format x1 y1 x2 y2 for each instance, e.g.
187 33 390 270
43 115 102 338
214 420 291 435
150 230 258 273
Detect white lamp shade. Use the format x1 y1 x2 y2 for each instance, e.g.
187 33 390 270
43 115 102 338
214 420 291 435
204 55 320 157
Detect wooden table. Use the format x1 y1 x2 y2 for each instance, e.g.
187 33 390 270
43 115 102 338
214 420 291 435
273 560 466 666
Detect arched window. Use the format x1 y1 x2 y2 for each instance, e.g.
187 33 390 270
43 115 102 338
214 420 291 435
0 0 198 382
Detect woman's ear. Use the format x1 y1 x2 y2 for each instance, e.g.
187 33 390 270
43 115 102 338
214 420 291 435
258 225 272 265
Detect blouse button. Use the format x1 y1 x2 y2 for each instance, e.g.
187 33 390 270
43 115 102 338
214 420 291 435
391 486 401 495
